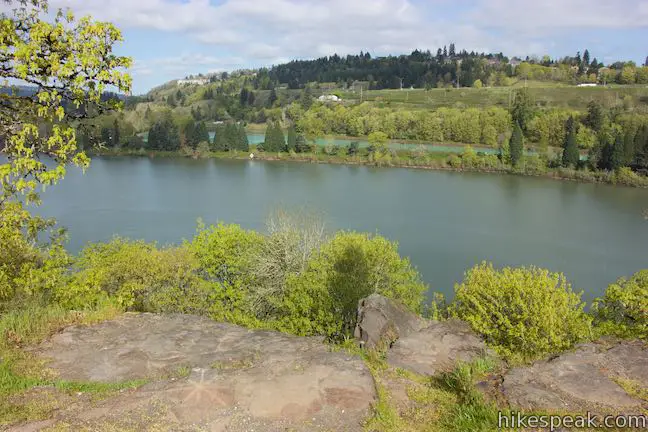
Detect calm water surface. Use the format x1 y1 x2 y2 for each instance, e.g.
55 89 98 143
37 157 648 302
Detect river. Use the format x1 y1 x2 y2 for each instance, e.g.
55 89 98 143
36 156 648 303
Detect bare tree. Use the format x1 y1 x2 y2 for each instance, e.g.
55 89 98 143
249 208 327 318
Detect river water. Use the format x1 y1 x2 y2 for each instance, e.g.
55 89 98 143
36 156 648 302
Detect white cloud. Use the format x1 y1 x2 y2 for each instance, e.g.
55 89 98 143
39 0 648 91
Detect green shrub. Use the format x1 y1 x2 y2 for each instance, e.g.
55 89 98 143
450 262 591 362
0 204 70 310
614 167 648 187
188 221 264 323
447 154 462 168
274 232 427 337
592 270 648 339
60 238 214 315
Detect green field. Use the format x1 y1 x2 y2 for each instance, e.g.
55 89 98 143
338 84 648 111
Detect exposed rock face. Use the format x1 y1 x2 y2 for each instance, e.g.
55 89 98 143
503 340 648 413
354 294 429 349
354 294 492 375
25 313 376 431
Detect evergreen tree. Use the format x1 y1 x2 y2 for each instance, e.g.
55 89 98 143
584 100 605 132
582 49 590 67
191 121 209 149
449 43 456 58
300 87 313 110
101 127 112 147
295 134 308 153
224 123 238 150
623 129 636 166
212 124 228 151
443 46 448 58
632 125 648 170
236 124 249 152
597 133 614 171
509 122 524 166
267 88 278 107
184 121 195 147
148 116 180 151
610 133 625 170
286 126 297 152
112 119 121 147
263 122 275 151
562 117 579 168
240 88 249 106
275 123 286 151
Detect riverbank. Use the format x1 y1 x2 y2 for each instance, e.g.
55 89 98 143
90 145 648 189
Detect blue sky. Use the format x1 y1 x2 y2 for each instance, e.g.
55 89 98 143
48 0 648 94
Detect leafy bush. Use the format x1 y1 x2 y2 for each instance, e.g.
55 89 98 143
60 238 214 315
447 154 462 168
592 270 647 339
274 232 426 337
0 204 70 311
188 221 263 323
450 262 591 362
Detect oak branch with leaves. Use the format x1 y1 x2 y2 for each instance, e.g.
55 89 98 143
0 0 130 242
0 0 131 207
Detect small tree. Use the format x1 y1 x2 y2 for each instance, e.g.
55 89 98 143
584 100 606 132
286 126 297 152
562 117 579 168
367 131 389 153
592 270 647 339
509 122 524 166
510 88 534 134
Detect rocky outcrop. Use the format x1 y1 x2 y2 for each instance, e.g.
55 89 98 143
503 340 648 414
388 319 493 376
354 294 493 375
26 313 376 432
354 294 428 349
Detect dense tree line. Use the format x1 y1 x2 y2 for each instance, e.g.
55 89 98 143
252 47 647 90
261 48 513 90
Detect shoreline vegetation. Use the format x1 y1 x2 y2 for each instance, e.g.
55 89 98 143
89 143 648 188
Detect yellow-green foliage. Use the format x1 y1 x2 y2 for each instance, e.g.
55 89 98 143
188 221 264 324
592 270 648 339
0 205 71 311
450 262 591 362
275 232 427 337
60 238 214 314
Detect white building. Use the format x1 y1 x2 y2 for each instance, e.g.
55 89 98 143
577 83 597 87
177 78 209 86
318 94 340 102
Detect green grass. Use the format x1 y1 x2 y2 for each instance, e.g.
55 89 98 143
0 302 143 425
331 338 504 432
339 85 648 111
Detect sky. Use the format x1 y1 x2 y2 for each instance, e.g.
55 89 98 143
44 0 648 94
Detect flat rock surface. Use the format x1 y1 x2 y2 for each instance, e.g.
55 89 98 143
14 313 376 431
387 319 492 375
503 340 648 413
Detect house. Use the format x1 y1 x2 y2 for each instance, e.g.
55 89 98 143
577 83 597 87
317 94 340 102
177 78 209 86
509 58 522 68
